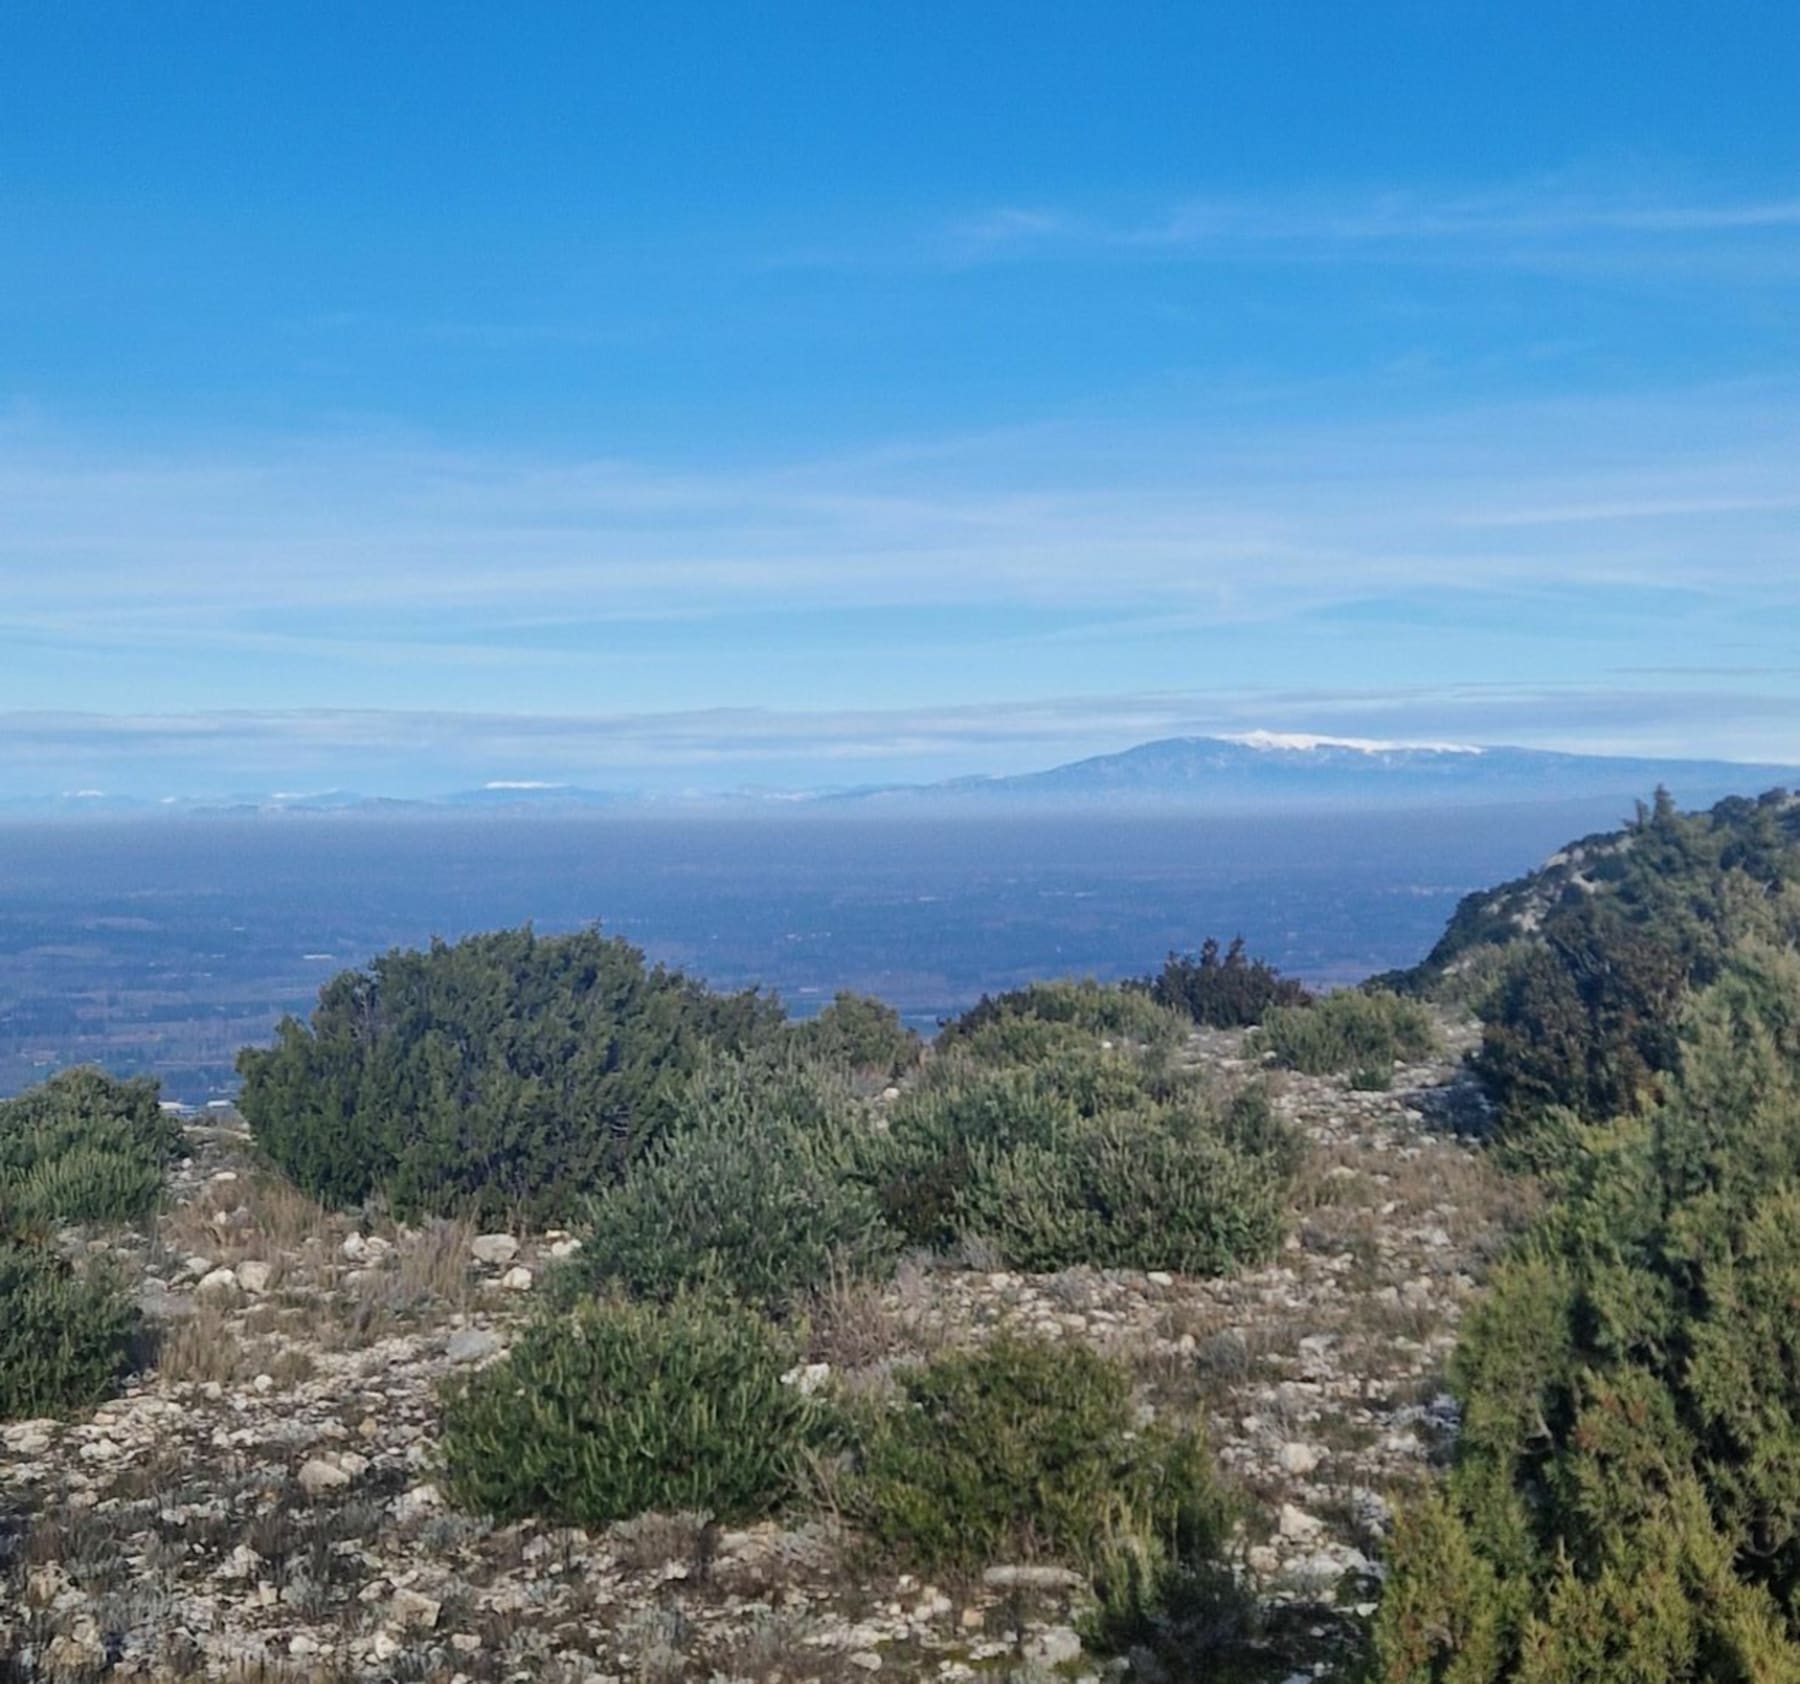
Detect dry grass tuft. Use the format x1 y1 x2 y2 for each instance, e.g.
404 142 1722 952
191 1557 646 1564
609 1509 715 1573
158 1169 340 1289
331 1215 478 1346
153 1296 247 1386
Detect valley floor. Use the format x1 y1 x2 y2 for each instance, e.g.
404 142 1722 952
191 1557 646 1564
0 1020 1530 1684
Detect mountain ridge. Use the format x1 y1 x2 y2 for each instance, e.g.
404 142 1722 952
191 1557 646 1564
4 735 1796 818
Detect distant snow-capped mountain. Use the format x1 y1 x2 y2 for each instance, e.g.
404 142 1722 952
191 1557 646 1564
822 735 1800 811
2 735 1794 818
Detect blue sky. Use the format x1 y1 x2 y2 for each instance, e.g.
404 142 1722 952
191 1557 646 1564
4 2 1799 795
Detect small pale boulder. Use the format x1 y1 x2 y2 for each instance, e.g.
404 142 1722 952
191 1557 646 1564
446 1328 503 1365
469 1233 519 1266
391 1483 443 1525
1277 1441 1323 1477
982 1564 1084 1591
235 1259 273 1295
1024 1628 1083 1668
298 1457 353 1497
1278 1502 1324 1542
391 1587 442 1630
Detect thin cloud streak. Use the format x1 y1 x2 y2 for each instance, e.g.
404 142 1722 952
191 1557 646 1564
3 684 1799 800
3 385 1799 649
942 180 1800 268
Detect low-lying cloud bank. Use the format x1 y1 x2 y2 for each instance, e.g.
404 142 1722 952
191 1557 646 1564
3 683 1798 803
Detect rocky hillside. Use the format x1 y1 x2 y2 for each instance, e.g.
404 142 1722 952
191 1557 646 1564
0 1017 1526 1683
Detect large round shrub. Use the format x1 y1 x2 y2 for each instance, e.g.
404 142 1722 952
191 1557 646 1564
790 992 921 1079
236 928 785 1221
1250 988 1439 1076
439 1295 823 1526
939 978 1189 1059
951 1107 1290 1275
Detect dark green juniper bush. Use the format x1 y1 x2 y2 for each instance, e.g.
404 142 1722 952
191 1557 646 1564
1139 936 1313 1029
0 1068 174 1418
236 927 786 1222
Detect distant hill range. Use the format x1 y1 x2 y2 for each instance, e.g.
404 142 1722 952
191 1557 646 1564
820 733 1800 813
5 733 1797 818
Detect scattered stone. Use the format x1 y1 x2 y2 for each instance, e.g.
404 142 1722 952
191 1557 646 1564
4 1421 54 1457
500 1265 534 1292
982 1565 1085 1591
235 1259 273 1294
1277 1441 1323 1476
446 1328 503 1364
470 1233 519 1266
196 1266 239 1294
391 1483 444 1524
297 1457 353 1496
1024 1627 1083 1667
391 1587 442 1629
781 1361 832 1396
1278 1503 1324 1542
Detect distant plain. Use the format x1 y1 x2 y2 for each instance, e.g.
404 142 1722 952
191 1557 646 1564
0 800 1643 1101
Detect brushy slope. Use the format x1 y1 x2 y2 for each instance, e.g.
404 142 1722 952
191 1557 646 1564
1374 790 1800 1683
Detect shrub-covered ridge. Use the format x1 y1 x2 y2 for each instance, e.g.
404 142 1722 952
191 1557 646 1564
1374 790 1800 1684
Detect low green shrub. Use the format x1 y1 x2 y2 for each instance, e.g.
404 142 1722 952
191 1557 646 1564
846 1336 1234 1584
1141 937 1312 1028
0 1068 179 1228
949 1105 1289 1275
1251 989 1439 1075
790 992 921 1078
564 1057 899 1315
439 1294 823 1527
0 1239 140 1419
870 1052 1295 1274
939 978 1188 1057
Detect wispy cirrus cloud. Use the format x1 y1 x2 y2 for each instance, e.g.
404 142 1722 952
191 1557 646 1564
941 179 1800 269
3 373 1798 774
4 380 1799 646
